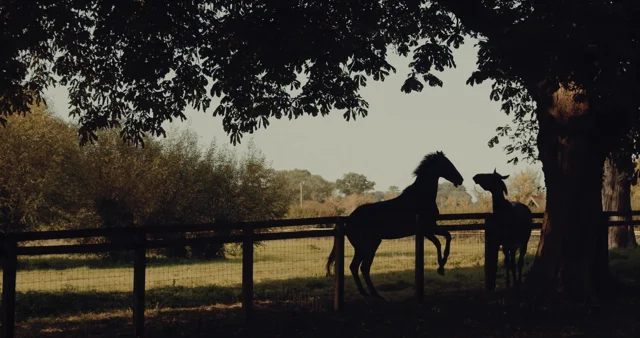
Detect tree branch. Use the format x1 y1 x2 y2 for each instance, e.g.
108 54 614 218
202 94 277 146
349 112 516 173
433 0 515 40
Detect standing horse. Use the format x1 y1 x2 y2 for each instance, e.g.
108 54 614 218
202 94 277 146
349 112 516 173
473 169 533 288
326 151 464 298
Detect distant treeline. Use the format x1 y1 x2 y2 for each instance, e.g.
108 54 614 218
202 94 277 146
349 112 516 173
1 105 552 261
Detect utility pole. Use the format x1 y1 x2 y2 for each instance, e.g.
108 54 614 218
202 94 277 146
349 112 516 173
299 181 303 206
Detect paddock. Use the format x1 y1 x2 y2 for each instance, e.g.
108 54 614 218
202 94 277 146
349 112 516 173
1 212 639 337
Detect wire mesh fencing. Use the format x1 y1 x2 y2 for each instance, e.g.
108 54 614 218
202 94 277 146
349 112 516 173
12 251 135 336
3 218 551 336
252 235 334 312
4 229 540 324
141 243 245 333
360 231 487 296
144 244 242 310
246 225 525 311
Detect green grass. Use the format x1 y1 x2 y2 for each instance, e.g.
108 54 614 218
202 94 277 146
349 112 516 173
6 233 640 337
9 234 516 316
11 233 504 293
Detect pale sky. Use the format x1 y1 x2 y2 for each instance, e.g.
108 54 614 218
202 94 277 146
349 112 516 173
43 37 542 196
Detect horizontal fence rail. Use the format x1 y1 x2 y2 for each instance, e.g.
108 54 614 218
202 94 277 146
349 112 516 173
1 211 640 338
6 211 640 243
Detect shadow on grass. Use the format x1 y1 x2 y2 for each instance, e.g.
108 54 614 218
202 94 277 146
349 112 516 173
16 266 489 322
15 247 640 323
13 248 640 337
17 278 640 338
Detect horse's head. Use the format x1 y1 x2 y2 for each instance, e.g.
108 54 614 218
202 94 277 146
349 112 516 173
414 151 464 187
473 169 509 196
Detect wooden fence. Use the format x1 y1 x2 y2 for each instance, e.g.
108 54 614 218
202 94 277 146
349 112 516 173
1 211 639 338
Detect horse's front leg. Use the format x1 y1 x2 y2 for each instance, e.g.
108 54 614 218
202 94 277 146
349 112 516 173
433 227 452 268
424 233 445 276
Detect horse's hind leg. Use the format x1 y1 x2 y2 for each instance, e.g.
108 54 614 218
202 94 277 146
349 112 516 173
517 243 527 285
349 251 368 297
509 249 517 287
502 247 511 288
425 233 444 276
360 238 383 299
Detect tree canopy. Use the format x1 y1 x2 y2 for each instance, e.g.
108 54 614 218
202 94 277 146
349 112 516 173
3 1 638 151
478 1 640 165
279 169 335 203
0 104 82 232
336 172 376 196
1 0 466 145
0 107 291 260
436 182 472 210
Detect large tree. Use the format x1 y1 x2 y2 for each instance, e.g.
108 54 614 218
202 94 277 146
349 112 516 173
505 168 545 210
335 172 376 196
430 2 639 298
79 129 291 258
3 0 639 298
602 152 638 249
279 169 335 204
493 124 639 250
0 104 84 232
490 65 639 250
436 182 473 210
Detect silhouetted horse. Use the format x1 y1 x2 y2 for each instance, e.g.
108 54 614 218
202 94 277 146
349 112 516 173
473 169 533 288
326 151 464 298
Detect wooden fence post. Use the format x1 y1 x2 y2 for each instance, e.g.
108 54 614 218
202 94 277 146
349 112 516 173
1 235 17 338
333 218 345 311
415 214 424 303
133 230 146 338
242 223 254 322
484 215 498 291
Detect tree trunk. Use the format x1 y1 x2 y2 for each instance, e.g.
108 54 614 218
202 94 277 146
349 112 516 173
602 156 637 249
525 84 611 300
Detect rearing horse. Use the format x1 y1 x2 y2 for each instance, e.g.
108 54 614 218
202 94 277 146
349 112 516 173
326 151 464 298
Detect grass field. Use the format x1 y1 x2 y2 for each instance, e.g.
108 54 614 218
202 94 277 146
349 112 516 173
4 232 640 337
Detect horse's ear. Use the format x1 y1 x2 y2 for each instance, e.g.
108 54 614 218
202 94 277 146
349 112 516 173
501 174 510 180
493 168 497 174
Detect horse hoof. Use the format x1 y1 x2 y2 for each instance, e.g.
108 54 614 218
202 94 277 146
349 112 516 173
368 294 387 302
437 267 445 276
374 294 388 302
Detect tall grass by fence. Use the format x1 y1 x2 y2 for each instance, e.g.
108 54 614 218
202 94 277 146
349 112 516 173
1 211 639 337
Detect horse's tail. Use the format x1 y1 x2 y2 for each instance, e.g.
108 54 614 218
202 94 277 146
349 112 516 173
326 242 336 277
327 216 350 277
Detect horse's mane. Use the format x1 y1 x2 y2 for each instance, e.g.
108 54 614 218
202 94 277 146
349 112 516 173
399 151 446 195
413 151 446 177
